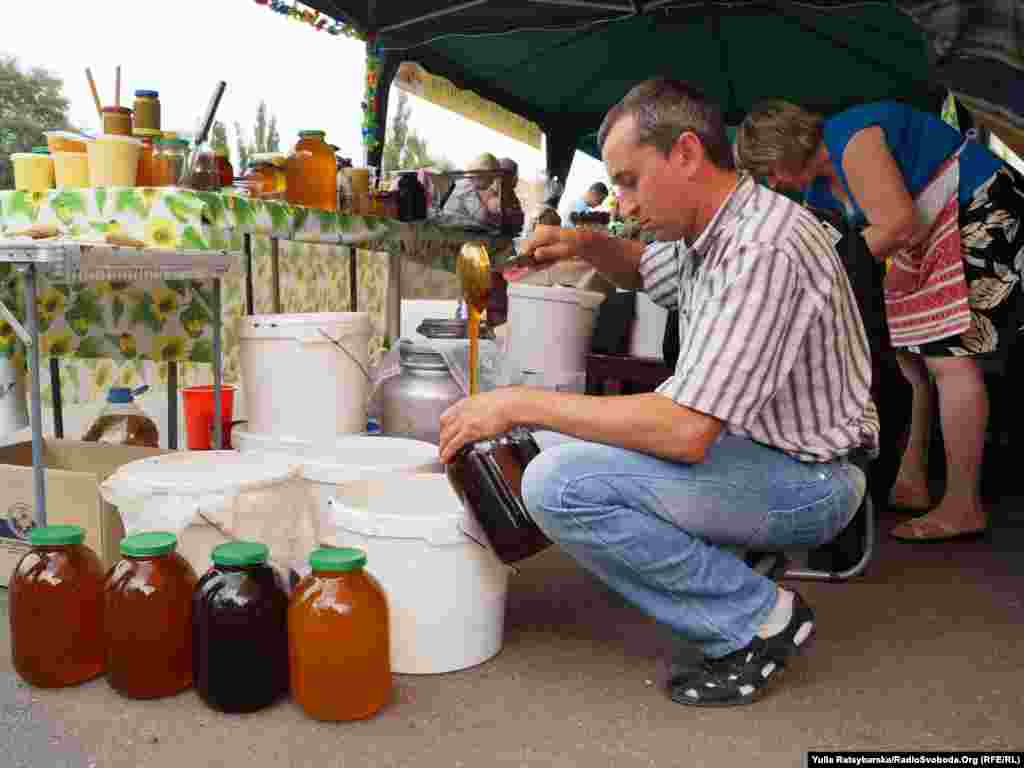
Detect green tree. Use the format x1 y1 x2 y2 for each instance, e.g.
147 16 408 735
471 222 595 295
0 55 73 188
382 90 453 171
233 101 280 172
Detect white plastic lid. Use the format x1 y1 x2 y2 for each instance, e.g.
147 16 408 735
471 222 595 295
10 153 51 161
90 135 144 146
44 130 90 141
508 282 606 309
301 436 442 484
239 312 371 340
106 450 300 494
326 473 482 546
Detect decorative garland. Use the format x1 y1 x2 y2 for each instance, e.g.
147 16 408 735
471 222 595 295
253 1 381 153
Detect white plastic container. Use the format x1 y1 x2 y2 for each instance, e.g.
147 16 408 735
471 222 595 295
628 292 669 360
298 435 442 525
323 473 509 674
100 451 319 581
506 283 605 380
238 313 371 442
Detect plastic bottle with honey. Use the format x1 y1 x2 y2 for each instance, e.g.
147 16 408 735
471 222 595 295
82 386 159 448
103 532 198 699
9 525 106 688
193 541 289 713
288 547 390 721
285 130 337 211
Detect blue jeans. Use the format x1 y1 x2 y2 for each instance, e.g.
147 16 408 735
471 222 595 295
521 433 865 657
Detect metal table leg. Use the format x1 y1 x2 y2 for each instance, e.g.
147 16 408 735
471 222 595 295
244 234 254 316
213 278 223 450
270 238 281 314
387 246 401 343
349 245 358 311
23 264 45 525
49 357 63 439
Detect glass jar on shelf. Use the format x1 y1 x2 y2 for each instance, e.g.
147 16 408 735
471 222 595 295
214 149 234 188
133 129 161 187
241 153 287 199
185 142 221 192
285 130 337 211
152 138 189 187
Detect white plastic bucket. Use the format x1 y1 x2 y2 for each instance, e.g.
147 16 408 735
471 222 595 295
506 283 605 380
299 436 442 527
323 473 508 674
238 313 371 442
99 451 319 581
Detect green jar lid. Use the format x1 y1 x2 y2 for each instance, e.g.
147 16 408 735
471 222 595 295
212 541 269 567
29 524 85 546
31 146 50 155
309 546 366 573
120 531 177 557
298 130 326 138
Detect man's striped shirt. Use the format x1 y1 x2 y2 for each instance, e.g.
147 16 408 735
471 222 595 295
639 175 879 462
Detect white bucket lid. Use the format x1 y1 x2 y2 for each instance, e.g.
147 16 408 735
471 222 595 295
326 473 484 547
106 450 300 494
301 436 442 484
508 282 606 309
239 312 370 340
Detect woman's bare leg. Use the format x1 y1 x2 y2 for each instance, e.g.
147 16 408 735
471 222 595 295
889 350 933 510
892 355 988 538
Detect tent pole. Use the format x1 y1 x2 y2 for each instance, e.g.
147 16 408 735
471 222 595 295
378 0 491 34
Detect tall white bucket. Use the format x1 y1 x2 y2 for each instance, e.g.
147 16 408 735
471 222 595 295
238 313 371 442
323 473 509 675
505 283 605 382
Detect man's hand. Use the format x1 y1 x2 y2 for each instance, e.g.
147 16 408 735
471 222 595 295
522 224 646 290
439 388 527 463
522 224 585 265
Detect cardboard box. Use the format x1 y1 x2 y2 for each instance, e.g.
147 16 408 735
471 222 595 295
0 440 169 586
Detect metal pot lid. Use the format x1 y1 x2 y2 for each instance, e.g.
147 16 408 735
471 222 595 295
399 339 449 370
416 317 494 340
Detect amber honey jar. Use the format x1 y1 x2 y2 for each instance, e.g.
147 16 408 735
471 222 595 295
133 129 161 187
214 149 234 188
286 130 337 211
152 138 188 187
9 525 106 688
102 106 133 136
132 90 161 132
242 153 286 199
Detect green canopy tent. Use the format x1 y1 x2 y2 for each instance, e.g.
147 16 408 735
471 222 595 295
305 0 1022 175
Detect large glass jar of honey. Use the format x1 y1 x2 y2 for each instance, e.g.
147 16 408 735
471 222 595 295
152 139 188 187
289 547 390 721
103 532 198 699
286 130 337 211
8 525 106 688
193 541 290 714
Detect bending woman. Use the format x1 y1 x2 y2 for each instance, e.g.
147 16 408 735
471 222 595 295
736 100 1024 541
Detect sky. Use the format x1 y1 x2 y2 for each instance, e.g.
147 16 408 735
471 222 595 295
3 0 607 202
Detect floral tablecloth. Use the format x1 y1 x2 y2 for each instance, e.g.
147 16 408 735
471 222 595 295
0 187 516 365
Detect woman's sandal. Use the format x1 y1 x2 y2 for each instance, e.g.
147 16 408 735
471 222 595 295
890 515 987 542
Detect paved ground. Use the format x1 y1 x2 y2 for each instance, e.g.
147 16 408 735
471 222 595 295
2 468 1022 768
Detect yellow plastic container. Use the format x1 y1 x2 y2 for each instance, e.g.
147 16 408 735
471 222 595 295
11 153 54 193
44 131 89 154
87 135 143 187
53 152 90 188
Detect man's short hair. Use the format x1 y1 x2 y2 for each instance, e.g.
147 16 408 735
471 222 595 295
597 78 735 170
588 182 609 198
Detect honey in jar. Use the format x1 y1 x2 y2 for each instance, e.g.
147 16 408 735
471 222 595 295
104 532 198 699
152 138 188 187
9 525 106 688
101 106 133 136
132 90 161 132
133 129 161 187
285 130 337 211
289 547 390 721
214 149 234 188
193 542 289 714
242 153 287 199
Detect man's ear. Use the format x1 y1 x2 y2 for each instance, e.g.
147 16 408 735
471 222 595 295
671 132 703 180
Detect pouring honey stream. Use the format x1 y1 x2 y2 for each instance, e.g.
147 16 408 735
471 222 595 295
456 243 492 396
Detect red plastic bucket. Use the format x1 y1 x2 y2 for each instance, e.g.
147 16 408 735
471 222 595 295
182 385 236 450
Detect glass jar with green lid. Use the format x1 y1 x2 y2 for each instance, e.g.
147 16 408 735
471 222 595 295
193 541 289 713
289 547 391 720
8 525 106 688
286 130 337 210
152 138 189 187
103 531 197 699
